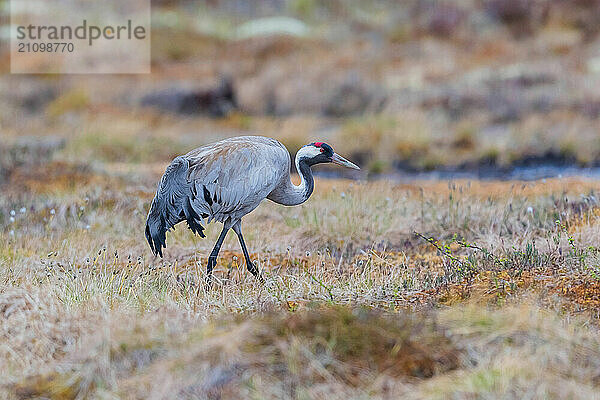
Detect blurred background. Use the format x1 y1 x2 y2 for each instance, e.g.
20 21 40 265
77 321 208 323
2 0 600 182
4 5 600 396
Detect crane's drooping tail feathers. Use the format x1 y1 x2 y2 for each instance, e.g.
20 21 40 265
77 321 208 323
145 157 206 257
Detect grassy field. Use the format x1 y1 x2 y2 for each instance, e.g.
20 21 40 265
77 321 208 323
3 0 600 398
2 146 600 398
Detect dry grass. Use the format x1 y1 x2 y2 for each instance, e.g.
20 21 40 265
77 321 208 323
2 152 600 398
3 293 600 399
4 1 600 397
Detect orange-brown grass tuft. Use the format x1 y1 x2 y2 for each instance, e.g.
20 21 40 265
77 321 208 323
7 161 104 195
273 306 461 381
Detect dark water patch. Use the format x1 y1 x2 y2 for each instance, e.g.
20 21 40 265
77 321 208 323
390 164 600 181
315 163 600 182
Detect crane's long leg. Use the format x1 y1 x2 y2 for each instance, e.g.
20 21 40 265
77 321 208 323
232 221 263 281
205 224 230 287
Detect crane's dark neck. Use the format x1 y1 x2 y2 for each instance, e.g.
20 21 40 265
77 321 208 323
296 158 315 202
268 156 314 206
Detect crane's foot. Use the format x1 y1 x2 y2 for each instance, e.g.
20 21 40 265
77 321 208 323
203 274 213 291
202 256 217 292
247 260 264 283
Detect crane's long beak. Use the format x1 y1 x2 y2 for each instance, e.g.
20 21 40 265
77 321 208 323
331 153 360 170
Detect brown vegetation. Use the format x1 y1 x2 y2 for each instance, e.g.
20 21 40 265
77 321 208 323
2 152 600 397
3 0 600 398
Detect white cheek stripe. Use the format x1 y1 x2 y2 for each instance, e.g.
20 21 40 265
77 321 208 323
297 146 322 159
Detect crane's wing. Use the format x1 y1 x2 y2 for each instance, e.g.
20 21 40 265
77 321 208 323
145 156 206 257
186 140 286 220
145 137 288 257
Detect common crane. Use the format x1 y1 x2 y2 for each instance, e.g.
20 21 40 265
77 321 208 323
145 136 359 282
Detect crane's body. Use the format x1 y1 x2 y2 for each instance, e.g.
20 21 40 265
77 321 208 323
145 135 359 283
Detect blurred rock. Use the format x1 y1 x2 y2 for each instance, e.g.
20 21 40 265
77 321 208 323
21 86 57 112
484 0 549 36
5 80 58 113
140 78 236 117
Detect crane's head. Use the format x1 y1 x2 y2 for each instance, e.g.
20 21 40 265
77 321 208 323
297 142 360 169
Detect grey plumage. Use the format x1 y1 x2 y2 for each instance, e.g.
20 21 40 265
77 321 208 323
145 135 359 281
146 136 286 256
145 156 205 257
